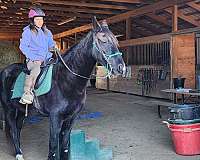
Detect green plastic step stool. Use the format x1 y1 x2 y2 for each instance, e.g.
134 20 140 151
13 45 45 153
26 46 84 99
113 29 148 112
70 130 113 160
70 130 85 160
85 139 100 160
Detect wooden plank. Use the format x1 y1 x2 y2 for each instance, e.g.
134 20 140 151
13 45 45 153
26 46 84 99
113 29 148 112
33 0 134 10
8 3 119 15
106 0 193 24
165 7 200 27
119 33 170 47
98 0 142 4
0 33 20 40
133 20 163 34
126 18 131 64
187 2 200 11
172 5 178 31
42 5 118 15
171 26 200 35
171 33 195 89
147 13 170 26
54 0 194 39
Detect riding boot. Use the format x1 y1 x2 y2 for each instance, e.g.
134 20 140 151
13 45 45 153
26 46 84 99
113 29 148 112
19 74 34 104
19 60 41 105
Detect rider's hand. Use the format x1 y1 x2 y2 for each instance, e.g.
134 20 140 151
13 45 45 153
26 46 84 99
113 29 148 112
49 45 59 53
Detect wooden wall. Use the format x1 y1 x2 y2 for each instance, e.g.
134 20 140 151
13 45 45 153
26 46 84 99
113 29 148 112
96 65 170 99
171 33 195 89
96 33 196 99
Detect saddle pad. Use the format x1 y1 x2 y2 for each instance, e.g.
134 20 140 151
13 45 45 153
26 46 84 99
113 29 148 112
11 65 53 99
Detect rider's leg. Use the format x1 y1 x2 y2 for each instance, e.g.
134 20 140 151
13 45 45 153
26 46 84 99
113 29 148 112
19 60 41 104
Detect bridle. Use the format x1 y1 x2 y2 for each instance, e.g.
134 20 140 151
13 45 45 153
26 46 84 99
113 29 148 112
56 32 122 80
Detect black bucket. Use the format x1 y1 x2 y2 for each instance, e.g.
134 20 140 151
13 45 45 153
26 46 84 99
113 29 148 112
173 78 185 89
168 104 200 121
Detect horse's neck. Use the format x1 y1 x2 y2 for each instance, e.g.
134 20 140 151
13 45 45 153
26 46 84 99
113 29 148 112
56 35 96 97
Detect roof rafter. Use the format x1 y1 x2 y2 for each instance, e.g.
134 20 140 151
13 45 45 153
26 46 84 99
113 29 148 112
97 0 142 4
54 0 194 39
24 0 135 10
165 7 200 27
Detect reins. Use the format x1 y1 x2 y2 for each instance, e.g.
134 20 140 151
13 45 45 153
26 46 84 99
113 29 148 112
55 38 122 80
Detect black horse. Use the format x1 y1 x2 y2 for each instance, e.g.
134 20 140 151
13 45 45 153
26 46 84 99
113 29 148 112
0 17 126 160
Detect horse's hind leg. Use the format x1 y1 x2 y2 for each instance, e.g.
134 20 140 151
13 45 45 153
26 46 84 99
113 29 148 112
5 108 25 160
16 110 25 152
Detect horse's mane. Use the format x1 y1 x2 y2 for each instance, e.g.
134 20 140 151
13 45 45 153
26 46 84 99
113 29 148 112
61 31 93 61
60 26 118 61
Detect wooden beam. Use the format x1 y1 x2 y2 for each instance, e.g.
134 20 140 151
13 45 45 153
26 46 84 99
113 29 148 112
171 26 200 35
1 3 108 19
42 5 118 15
172 5 178 31
187 2 200 11
0 33 20 40
98 0 142 3
165 7 200 26
107 0 193 24
126 18 132 39
119 33 170 47
133 20 164 34
9 3 119 15
133 27 152 37
147 13 170 26
126 18 131 64
54 0 194 39
33 0 134 10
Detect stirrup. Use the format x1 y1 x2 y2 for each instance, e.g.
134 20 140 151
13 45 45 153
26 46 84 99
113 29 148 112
19 91 34 105
19 98 32 105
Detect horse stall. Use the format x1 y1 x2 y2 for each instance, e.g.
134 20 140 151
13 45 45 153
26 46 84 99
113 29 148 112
96 31 197 98
1 1 200 160
96 36 171 99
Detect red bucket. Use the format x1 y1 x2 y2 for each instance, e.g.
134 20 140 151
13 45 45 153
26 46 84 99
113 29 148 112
164 121 200 155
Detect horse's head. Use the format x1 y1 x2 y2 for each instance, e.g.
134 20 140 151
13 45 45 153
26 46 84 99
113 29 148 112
92 17 126 77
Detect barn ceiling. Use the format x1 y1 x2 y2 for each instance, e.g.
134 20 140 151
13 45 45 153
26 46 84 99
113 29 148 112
0 0 200 43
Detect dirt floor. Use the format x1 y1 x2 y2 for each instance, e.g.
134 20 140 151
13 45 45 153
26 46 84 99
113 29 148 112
0 89 200 160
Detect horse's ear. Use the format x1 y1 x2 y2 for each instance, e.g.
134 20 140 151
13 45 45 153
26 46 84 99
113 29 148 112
92 16 101 31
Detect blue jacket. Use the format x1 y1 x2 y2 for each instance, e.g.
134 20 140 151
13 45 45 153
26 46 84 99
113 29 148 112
19 25 55 61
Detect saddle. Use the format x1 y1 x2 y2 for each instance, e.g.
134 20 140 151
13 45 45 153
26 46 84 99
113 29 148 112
22 57 58 90
11 57 58 100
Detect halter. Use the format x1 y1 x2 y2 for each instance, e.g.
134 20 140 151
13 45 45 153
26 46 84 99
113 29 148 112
57 33 122 80
92 41 122 79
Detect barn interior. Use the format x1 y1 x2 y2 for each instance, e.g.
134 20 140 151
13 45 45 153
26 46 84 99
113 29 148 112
1 0 200 160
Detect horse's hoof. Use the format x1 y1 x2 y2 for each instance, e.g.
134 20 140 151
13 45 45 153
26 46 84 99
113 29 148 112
16 154 24 160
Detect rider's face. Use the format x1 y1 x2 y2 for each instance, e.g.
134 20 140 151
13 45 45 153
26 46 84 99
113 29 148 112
34 17 44 28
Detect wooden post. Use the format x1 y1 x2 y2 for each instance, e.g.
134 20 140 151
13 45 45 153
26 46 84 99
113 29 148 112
75 33 77 43
62 40 66 50
126 18 132 65
172 5 178 32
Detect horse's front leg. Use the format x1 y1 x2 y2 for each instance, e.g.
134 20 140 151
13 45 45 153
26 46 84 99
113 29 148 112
48 113 63 160
60 103 84 160
60 117 76 160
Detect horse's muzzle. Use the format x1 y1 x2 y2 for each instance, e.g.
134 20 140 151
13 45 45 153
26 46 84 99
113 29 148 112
117 64 126 76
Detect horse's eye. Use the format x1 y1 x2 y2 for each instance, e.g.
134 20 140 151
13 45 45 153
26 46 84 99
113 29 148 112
96 32 107 43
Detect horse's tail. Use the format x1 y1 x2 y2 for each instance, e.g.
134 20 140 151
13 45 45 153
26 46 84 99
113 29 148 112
0 69 11 140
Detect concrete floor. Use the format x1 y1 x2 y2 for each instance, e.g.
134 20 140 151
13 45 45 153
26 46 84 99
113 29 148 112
0 89 200 160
